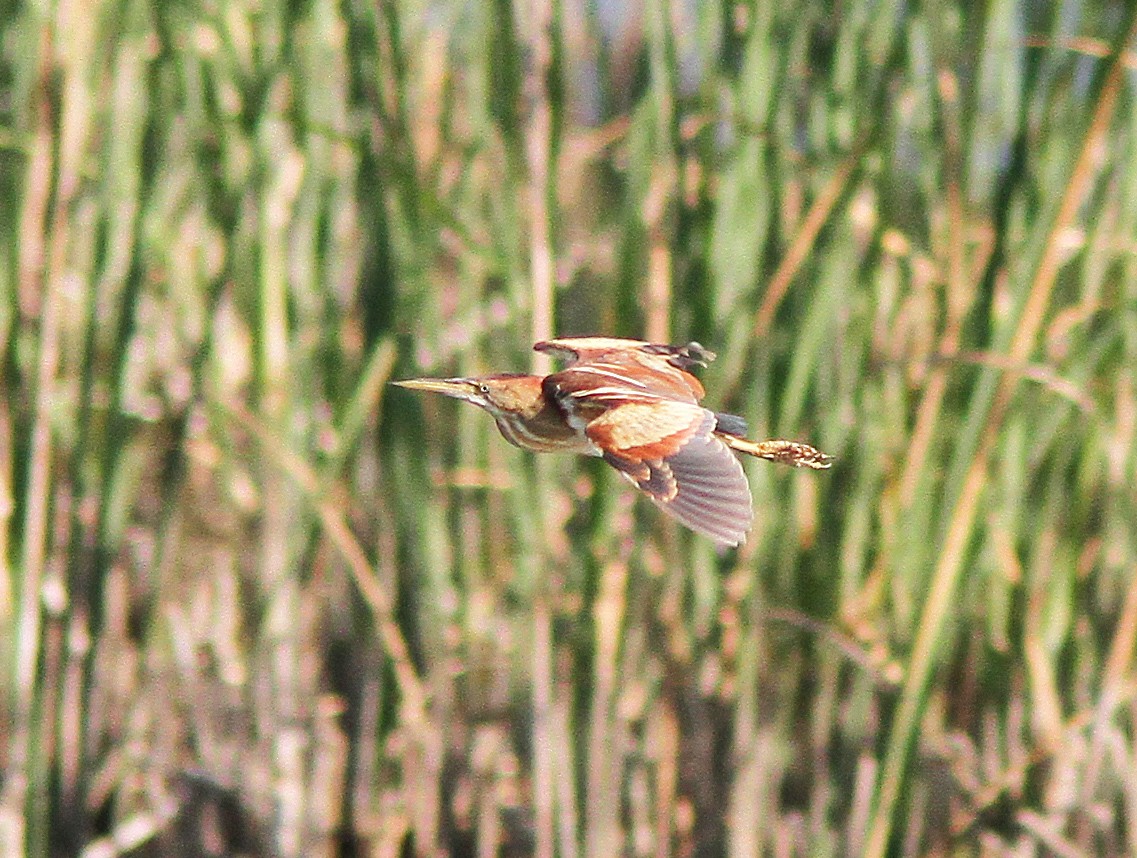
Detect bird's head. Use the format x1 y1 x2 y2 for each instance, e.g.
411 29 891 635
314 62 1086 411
394 373 545 418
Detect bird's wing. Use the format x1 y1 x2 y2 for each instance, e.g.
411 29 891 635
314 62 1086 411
597 407 753 548
534 337 651 365
542 345 750 545
535 338 716 373
567 394 753 547
635 427 753 548
542 347 707 405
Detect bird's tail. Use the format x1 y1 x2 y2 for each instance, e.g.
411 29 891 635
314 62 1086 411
720 435 834 470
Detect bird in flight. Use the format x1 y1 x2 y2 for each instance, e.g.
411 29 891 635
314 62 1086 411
395 337 832 547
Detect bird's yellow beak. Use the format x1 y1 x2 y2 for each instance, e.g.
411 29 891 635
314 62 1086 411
392 377 481 400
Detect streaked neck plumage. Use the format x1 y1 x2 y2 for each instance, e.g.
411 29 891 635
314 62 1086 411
478 375 594 454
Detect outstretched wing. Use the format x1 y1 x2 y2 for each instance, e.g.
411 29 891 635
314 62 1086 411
535 337 716 375
596 408 753 548
534 337 652 365
540 338 752 546
569 395 753 547
540 342 708 405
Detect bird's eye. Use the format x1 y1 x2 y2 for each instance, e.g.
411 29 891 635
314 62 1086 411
478 383 491 395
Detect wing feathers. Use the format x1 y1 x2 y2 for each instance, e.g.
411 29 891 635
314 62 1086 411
603 420 753 548
537 338 758 546
536 337 716 372
660 433 752 546
585 400 705 456
541 340 708 404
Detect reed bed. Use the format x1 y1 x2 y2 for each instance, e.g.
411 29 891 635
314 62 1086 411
1 1 1135 855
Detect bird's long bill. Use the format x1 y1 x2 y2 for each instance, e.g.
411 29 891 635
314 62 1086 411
392 377 478 399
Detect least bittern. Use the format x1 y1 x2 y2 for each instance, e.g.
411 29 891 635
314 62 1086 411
396 337 832 547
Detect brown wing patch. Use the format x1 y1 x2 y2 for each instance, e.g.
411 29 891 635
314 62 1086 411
602 412 754 548
545 359 703 405
538 339 709 401
585 400 706 457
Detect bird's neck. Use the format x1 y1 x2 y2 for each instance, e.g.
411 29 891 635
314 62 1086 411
490 386 594 455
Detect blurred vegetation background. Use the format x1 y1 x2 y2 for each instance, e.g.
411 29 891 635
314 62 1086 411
1 0 1136 855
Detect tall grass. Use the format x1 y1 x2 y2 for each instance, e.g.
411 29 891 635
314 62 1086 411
1 0 1135 856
